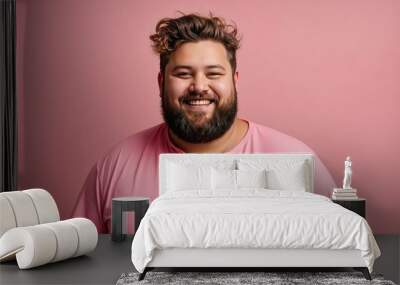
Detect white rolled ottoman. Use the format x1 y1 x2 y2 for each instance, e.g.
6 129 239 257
0 189 98 269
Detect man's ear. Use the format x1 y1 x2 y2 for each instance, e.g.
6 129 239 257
233 71 239 90
158 72 163 98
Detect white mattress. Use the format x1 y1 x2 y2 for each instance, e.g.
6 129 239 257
131 189 381 273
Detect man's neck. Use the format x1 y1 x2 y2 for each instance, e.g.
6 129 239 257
168 118 249 153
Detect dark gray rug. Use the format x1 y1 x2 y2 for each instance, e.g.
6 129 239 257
116 271 396 285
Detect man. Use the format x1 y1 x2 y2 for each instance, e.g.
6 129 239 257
73 13 336 233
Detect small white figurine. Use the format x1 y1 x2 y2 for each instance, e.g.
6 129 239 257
342 156 352 189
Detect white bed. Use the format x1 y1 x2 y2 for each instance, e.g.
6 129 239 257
131 153 380 280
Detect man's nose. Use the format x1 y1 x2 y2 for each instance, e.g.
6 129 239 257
189 74 209 94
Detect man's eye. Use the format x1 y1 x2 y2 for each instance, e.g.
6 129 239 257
175 73 191 78
207 73 223 78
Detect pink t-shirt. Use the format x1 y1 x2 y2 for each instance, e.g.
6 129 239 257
73 120 336 233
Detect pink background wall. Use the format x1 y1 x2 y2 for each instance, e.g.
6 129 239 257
16 0 400 233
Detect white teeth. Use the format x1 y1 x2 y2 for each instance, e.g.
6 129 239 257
186 100 212 106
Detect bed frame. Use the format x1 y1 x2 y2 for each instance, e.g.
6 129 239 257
142 248 370 279
138 153 371 280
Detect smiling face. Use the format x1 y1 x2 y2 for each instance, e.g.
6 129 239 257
160 40 239 143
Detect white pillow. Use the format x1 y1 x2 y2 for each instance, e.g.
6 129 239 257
266 165 306 191
212 168 237 190
167 162 212 191
238 159 308 191
237 169 268 188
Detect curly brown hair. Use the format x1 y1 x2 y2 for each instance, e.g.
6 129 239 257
150 12 241 74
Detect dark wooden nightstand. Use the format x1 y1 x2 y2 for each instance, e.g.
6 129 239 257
111 197 149 242
332 198 366 218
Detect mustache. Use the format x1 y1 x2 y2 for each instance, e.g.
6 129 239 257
179 91 219 104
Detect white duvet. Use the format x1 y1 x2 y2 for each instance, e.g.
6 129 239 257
131 189 380 273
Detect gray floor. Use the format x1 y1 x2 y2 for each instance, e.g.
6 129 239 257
0 235 134 285
0 234 398 285
374 235 400 284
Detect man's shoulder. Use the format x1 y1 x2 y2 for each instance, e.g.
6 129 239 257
247 120 313 152
122 123 166 146
249 120 297 139
99 123 166 164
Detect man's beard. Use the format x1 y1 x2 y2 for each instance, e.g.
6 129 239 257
161 86 238 144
